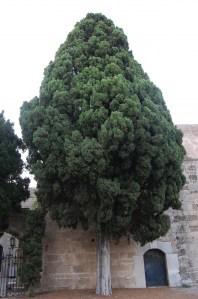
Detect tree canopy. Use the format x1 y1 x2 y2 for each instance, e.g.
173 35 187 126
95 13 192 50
20 13 185 245
0 112 29 232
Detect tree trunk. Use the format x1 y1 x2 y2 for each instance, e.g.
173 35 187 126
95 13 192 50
96 231 112 296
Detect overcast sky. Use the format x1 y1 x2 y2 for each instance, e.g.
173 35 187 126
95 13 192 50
1 0 198 138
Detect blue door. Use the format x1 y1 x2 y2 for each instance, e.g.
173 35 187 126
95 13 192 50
144 249 168 287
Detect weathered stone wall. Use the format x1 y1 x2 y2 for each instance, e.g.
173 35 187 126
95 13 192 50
172 125 198 286
41 216 139 290
168 159 198 286
41 215 183 290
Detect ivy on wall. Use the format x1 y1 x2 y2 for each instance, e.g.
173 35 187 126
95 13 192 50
20 208 45 291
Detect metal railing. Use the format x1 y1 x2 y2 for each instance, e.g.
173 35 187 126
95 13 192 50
0 248 24 297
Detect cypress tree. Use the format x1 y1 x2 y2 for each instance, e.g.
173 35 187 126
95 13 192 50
20 13 185 295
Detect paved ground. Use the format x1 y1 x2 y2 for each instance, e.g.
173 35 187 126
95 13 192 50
19 288 198 299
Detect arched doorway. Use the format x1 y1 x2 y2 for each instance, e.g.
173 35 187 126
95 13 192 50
144 249 168 287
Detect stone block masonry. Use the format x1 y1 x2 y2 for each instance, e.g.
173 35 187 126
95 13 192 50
41 216 138 290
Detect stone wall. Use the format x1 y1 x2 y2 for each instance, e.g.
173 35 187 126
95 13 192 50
169 158 198 286
41 215 183 290
171 125 198 286
41 216 139 290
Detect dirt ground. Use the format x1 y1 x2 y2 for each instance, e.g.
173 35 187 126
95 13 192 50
20 288 198 299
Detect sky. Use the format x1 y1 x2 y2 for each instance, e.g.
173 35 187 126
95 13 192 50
0 0 198 184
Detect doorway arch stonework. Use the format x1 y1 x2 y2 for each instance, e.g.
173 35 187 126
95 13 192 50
132 240 181 288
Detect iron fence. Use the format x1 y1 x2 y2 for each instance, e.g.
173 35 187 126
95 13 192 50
0 248 24 297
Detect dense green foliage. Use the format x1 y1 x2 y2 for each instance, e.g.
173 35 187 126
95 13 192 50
0 112 29 232
0 113 44 290
20 13 185 245
20 208 45 290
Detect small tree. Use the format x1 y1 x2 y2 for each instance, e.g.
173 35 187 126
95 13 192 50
20 13 185 295
0 112 29 233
